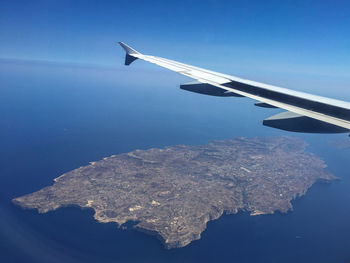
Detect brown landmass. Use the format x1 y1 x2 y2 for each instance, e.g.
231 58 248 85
13 137 336 249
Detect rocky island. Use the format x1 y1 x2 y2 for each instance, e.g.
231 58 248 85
13 137 336 249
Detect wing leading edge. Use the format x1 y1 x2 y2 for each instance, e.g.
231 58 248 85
119 42 350 134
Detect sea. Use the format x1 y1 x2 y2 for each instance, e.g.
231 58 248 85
0 59 349 263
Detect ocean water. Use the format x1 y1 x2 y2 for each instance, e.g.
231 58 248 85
0 60 349 263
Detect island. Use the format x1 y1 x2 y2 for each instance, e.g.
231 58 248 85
13 137 336 249
328 138 350 150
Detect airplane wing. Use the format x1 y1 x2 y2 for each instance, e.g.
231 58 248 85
119 42 350 134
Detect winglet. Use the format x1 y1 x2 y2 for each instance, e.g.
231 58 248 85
118 42 140 66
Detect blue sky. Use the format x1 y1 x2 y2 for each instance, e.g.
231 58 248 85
1 0 350 97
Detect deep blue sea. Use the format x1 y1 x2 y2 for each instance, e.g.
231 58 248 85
0 60 349 263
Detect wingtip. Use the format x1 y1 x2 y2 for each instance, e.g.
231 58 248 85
118 42 139 66
118 42 140 55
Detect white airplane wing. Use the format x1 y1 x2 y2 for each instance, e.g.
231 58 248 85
119 42 350 134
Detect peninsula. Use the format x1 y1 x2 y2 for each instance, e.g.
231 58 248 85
13 137 336 249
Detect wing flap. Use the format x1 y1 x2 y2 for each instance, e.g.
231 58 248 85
180 81 243 97
263 111 350 133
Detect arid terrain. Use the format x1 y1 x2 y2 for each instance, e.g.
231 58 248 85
13 137 335 248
